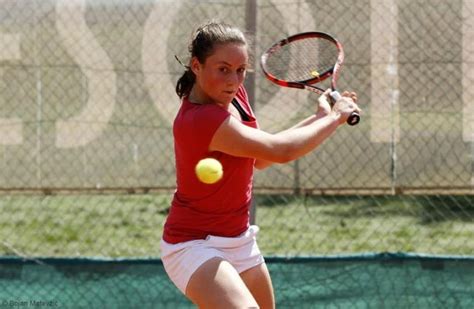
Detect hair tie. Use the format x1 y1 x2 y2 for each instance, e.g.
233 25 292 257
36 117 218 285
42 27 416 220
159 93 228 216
174 55 190 70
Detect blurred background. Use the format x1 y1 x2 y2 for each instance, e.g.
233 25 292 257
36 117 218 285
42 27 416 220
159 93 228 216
0 0 473 308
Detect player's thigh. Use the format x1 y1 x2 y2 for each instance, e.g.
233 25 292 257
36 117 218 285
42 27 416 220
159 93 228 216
185 257 259 309
240 262 275 309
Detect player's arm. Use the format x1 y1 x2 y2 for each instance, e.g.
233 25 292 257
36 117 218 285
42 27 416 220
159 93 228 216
253 90 358 169
253 114 320 169
209 95 358 164
210 113 338 164
254 93 331 169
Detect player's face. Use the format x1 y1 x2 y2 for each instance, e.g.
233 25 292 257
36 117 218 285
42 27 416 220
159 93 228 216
192 43 248 105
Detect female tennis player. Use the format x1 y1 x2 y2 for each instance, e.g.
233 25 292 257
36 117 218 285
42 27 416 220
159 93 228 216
161 21 360 308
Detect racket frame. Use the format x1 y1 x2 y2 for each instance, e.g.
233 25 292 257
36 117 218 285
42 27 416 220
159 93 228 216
260 31 344 95
261 31 360 125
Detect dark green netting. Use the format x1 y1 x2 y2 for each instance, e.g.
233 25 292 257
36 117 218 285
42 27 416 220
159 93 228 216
1 253 473 309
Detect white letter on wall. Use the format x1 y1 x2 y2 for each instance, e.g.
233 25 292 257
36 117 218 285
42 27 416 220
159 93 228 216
142 0 181 125
370 0 400 143
0 33 23 145
55 0 116 148
463 0 474 142
256 0 316 131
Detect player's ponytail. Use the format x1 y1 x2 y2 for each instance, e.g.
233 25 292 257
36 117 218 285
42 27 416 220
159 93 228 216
175 69 195 99
175 21 247 99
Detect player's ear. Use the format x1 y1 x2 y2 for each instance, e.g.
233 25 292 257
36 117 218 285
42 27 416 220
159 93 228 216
190 57 201 75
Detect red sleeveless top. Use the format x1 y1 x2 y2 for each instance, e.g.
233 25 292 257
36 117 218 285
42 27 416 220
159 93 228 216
163 86 258 244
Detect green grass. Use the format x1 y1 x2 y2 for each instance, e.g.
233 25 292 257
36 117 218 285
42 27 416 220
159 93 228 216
0 194 473 258
256 195 474 256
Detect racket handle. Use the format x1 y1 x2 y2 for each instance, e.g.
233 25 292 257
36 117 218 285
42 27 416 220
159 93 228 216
329 90 360 126
347 112 360 126
329 90 341 102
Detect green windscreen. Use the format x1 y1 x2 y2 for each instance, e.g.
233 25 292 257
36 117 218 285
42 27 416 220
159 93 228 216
1 254 473 309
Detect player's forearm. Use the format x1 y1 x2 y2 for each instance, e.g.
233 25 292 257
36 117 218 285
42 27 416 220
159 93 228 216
288 114 318 130
273 117 315 139
281 111 326 132
255 113 324 170
274 113 340 162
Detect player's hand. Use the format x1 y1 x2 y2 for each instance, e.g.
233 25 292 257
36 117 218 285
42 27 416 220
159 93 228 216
331 95 361 125
316 89 332 117
341 91 358 103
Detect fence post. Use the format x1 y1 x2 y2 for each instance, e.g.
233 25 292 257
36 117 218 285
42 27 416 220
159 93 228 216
245 0 257 224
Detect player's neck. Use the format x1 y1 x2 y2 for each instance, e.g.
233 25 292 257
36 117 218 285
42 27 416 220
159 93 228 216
188 86 207 105
188 87 230 109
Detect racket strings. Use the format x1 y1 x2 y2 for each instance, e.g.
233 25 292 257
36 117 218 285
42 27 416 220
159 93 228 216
265 38 338 82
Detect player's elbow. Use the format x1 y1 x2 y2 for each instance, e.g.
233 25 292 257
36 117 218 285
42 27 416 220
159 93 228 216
254 135 299 164
277 149 298 163
267 141 298 164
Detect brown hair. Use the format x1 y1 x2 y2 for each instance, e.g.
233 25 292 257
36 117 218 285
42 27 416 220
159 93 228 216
175 22 248 98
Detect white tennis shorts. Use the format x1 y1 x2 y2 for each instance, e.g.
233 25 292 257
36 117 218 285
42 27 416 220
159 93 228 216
160 225 264 294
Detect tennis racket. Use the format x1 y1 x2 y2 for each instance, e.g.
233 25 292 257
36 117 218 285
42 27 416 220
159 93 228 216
260 31 360 126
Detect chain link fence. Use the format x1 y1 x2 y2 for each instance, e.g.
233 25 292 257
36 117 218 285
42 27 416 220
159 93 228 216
1 0 474 307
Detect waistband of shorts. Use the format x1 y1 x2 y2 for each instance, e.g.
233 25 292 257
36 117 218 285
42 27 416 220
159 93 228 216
160 225 259 256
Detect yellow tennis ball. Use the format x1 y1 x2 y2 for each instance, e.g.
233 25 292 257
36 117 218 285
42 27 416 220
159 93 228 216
195 158 223 184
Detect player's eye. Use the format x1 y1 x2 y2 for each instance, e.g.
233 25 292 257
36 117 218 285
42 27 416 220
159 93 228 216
219 67 230 73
